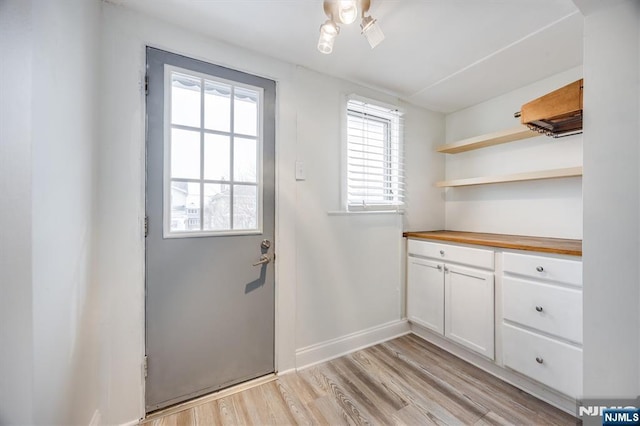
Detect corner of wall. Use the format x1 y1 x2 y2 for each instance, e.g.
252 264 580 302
0 0 35 423
582 0 640 398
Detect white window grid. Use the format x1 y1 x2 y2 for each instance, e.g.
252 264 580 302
162 65 264 238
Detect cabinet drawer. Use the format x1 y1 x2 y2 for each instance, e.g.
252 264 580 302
503 252 582 286
503 277 582 343
503 324 582 398
408 240 494 270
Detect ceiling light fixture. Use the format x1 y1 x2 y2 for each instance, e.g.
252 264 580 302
338 0 358 25
317 20 340 54
360 15 384 49
318 0 385 54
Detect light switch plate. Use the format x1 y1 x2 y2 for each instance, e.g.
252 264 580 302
295 161 306 181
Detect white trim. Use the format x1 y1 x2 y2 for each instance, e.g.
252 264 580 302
276 367 296 376
340 94 349 211
295 319 410 369
409 323 577 415
327 210 404 216
163 229 263 238
347 93 404 115
119 420 141 426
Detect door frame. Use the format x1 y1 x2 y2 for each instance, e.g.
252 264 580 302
141 45 285 411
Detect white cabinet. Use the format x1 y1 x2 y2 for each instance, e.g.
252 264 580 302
407 257 444 334
407 240 495 359
406 236 584 403
445 264 495 359
501 252 583 398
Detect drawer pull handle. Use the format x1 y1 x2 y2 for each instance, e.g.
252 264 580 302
535 357 544 364
439 250 445 256
535 306 544 312
437 265 443 271
536 266 544 272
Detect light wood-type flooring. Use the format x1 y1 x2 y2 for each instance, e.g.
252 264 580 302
144 334 579 426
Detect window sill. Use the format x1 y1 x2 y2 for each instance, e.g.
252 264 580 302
327 210 405 216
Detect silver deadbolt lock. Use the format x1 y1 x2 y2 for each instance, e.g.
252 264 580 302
261 239 271 250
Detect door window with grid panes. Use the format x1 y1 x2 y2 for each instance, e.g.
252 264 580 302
164 66 263 237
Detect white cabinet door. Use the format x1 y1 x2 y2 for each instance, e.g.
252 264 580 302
445 265 495 359
407 257 444 335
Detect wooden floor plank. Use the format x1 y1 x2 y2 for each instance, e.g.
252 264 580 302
192 402 221 425
392 404 442 426
309 394 358 426
369 344 489 424
144 334 578 426
394 335 577 425
271 379 315 425
350 348 474 425
312 366 372 425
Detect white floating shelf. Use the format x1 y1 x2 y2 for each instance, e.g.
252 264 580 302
436 125 539 154
436 166 583 188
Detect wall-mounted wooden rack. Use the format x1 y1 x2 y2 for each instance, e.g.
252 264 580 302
436 125 538 154
436 166 583 188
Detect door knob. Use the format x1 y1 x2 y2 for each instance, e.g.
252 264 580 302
253 254 271 266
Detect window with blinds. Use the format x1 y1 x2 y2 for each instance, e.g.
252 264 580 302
346 97 404 210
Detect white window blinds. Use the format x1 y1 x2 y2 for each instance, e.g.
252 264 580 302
346 97 404 210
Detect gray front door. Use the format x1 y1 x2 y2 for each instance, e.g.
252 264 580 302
145 47 276 412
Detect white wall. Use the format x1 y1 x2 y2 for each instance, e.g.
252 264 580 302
444 67 583 239
30 0 103 424
293 68 444 349
99 4 444 423
0 0 103 424
580 0 640 399
404 97 446 232
0 1 34 424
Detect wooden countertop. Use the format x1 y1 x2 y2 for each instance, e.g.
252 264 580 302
403 230 582 256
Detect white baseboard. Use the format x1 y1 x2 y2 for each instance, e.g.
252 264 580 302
295 319 410 370
410 323 577 416
276 367 296 376
119 419 141 426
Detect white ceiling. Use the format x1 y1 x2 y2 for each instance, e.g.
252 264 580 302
115 0 583 113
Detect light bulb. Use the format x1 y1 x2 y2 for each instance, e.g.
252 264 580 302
338 0 358 24
361 15 385 49
318 20 340 54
